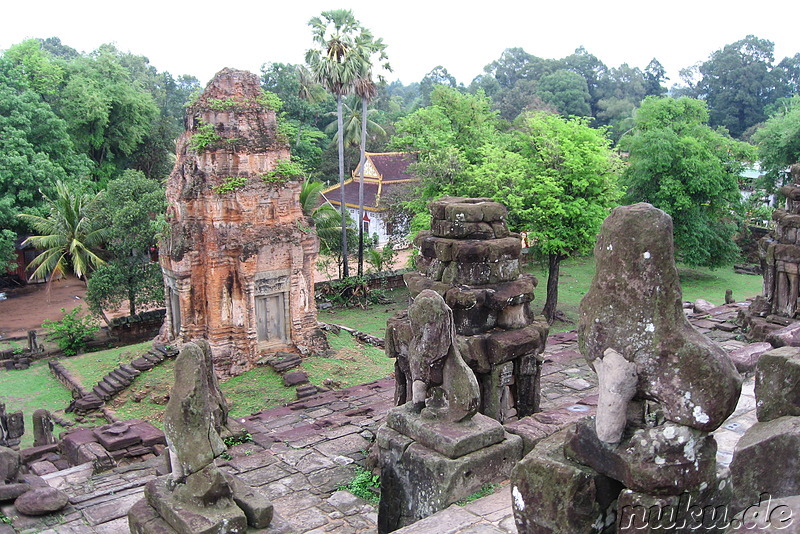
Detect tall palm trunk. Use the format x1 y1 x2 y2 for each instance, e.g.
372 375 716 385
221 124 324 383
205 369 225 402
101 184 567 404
337 92 349 278
357 95 369 277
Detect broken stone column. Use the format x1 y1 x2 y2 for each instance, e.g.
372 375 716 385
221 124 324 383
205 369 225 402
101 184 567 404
0 404 24 449
128 341 276 534
512 203 742 533
387 196 548 424
378 290 522 532
31 410 55 448
730 346 800 512
160 68 327 378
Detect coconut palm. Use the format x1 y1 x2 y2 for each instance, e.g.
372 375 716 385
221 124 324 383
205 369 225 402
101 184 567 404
18 180 107 283
306 9 363 278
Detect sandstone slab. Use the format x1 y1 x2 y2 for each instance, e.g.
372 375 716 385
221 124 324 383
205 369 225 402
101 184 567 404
754 346 800 422
14 486 69 516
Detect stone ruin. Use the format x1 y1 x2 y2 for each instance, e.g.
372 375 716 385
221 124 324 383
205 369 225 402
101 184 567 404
0 403 23 449
511 203 743 533
128 340 281 533
729 345 800 519
742 163 800 343
377 290 522 532
387 196 548 424
159 68 327 378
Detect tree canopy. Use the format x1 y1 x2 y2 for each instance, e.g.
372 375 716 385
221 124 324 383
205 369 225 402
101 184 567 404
621 96 755 267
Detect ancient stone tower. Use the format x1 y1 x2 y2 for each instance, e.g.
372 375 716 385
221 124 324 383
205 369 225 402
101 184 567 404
160 68 326 377
387 197 548 423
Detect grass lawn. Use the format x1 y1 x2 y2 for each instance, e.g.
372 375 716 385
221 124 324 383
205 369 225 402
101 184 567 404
59 342 152 389
524 256 763 332
318 286 411 337
0 358 75 448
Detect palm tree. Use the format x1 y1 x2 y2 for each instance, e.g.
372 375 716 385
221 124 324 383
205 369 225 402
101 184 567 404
300 178 353 279
306 9 363 278
323 96 386 149
18 180 107 284
352 32 389 276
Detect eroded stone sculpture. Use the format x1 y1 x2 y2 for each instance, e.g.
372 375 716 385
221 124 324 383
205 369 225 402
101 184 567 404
378 290 522 532
128 341 275 534
512 203 742 533
406 289 480 422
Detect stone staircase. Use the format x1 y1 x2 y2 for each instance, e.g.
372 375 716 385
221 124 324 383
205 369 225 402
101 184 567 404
71 346 178 414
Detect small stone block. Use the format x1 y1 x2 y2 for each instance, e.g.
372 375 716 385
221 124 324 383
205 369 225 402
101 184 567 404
386 407 505 459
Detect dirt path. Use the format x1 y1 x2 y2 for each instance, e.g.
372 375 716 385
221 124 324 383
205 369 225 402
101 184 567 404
0 276 89 340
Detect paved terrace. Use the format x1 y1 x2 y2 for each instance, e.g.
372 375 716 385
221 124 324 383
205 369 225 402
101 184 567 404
1 303 758 534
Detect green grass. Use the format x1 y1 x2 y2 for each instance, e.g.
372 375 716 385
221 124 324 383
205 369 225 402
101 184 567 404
0 358 75 448
222 367 295 419
319 287 410 337
524 256 763 332
109 359 175 427
59 342 152 389
302 330 393 389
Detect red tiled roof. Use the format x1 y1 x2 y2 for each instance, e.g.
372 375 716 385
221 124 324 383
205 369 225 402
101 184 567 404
367 152 417 182
324 181 379 210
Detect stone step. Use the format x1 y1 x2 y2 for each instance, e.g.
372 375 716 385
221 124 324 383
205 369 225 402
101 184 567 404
131 358 155 371
154 345 178 358
142 352 163 364
296 384 318 399
110 369 133 385
120 364 141 377
93 385 112 401
95 381 116 397
103 374 124 390
100 379 123 395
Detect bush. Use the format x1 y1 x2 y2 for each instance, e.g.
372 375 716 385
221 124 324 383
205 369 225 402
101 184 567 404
42 306 100 356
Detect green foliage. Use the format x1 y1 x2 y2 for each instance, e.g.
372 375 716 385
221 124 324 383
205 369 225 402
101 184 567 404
753 95 800 190
212 176 248 194
621 96 755 267
189 121 220 152
536 69 592 117
456 483 499 505
42 306 100 356
339 466 380 504
223 432 253 447
86 259 164 318
0 228 17 272
257 90 283 112
365 242 398 273
18 180 107 281
207 96 243 111
264 159 306 185
0 511 13 524
86 170 165 317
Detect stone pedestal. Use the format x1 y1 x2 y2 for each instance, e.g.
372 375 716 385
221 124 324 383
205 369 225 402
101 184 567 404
387 197 548 423
565 418 718 496
377 407 522 533
511 429 621 534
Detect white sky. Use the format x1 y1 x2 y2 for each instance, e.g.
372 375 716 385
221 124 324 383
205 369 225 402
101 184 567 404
1 0 798 88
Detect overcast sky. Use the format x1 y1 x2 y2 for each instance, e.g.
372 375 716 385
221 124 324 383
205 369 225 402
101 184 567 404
2 0 799 88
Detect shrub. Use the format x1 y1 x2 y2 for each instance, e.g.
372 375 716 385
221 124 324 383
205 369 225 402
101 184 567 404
42 306 99 356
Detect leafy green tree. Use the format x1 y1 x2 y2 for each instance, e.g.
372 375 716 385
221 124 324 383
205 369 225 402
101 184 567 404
753 94 800 190
621 96 755 267
324 96 386 148
306 9 366 278
55 44 159 181
511 112 621 323
86 170 166 317
536 69 592 117
0 70 93 229
18 180 107 282
419 65 458 106
0 229 17 272
693 35 781 138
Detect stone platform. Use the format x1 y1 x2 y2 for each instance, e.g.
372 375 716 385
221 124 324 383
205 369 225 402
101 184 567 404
0 303 762 534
